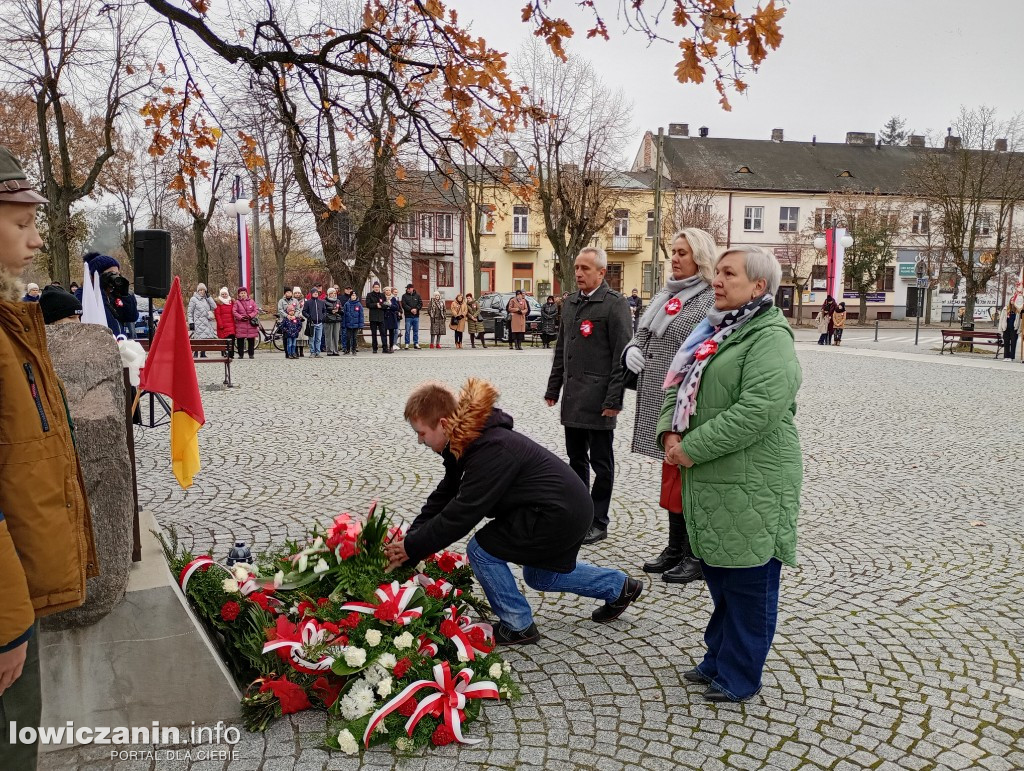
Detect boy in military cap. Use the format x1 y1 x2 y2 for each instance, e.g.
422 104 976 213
0 147 96 769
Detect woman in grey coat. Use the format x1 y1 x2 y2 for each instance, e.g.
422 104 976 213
187 283 217 358
622 228 716 584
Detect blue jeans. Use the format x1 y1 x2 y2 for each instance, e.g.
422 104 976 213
285 337 296 356
309 323 324 355
404 316 419 345
466 537 626 631
696 559 782 700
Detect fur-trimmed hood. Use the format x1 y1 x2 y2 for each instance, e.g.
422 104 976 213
447 378 507 459
0 264 25 303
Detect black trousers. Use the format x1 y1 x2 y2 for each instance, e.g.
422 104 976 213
564 426 614 530
346 327 360 352
370 320 386 351
235 337 255 358
1004 330 1018 360
386 327 397 351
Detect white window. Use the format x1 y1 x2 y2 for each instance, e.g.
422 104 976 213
419 213 433 239
912 211 930 235
646 210 655 238
511 205 529 248
696 203 713 220
613 209 629 237
976 212 992 236
743 206 763 232
613 209 630 250
814 207 834 230
779 207 799 232
398 216 416 239
478 204 495 234
435 213 453 240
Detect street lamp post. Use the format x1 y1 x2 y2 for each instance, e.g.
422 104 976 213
223 175 253 298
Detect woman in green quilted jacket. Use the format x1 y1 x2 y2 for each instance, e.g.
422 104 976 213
657 244 802 703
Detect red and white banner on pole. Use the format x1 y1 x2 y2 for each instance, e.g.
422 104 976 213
237 215 253 292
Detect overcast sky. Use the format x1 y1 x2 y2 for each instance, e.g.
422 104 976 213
447 0 1024 152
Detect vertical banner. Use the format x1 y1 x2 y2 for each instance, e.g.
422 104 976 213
237 217 252 291
832 228 846 298
824 229 836 297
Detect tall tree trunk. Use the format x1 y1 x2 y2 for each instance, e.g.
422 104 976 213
47 203 73 287
924 287 933 325
193 218 210 286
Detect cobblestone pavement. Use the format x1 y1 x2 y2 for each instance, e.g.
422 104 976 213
45 342 1024 770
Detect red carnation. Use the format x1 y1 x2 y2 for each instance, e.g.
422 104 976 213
374 599 399 622
296 600 315 618
317 597 330 607
258 676 311 715
249 592 271 611
425 584 445 599
311 676 342 708
322 621 340 636
431 724 456 746
440 619 461 639
437 553 457 574
393 657 413 679
220 601 241 621
340 612 362 630
397 697 417 717
468 627 488 646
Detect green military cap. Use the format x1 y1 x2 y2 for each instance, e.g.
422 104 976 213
0 147 47 204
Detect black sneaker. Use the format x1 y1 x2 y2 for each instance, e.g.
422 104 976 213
592 577 643 623
494 622 540 646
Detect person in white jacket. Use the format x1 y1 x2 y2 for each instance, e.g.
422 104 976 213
998 304 1020 360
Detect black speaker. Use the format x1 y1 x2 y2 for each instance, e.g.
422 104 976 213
133 229 172 298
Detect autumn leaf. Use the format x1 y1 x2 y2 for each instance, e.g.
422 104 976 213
395 166 407 181
395 193 407 208
327 195 344 212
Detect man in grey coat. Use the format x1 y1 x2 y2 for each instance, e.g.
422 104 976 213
545 246 633 544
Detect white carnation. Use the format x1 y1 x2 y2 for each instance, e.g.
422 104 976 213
364 629 382 647
344 647 367 668
297 554 308 573
393 632 414 650
489 663 502 679
336 729 359 755
231 563 251 582
313 557 329 574
221 578 239 593
503 661 511 674
378 653 397 671
395 737 413 752
376 677 393 698
273 570 284 588
362 665 384 686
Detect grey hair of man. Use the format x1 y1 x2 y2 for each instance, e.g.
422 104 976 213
717 244 783 296
577 245 608 270
671 228 717 284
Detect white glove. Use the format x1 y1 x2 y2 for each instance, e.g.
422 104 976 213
624 345 645 374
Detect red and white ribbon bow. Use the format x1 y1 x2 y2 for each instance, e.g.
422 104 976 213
178 555 270 597
439 607 494 661
341 581 424 626
361 661 499 747
413 573 462 600
261 618 339 674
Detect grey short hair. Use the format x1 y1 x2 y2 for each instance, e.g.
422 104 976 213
577 246 608 270
671 228 718 284
718 245 782 296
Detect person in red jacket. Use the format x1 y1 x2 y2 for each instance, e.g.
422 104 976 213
214 287 235 358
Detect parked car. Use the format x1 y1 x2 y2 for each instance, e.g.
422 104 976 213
477 292 542 336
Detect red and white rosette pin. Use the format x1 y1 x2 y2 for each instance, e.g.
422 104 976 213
664 297 682 315
440 606 494 660
579 320 594 337
341 581 424 626
413 573 462 600
361 661 500 747
694 339 719 361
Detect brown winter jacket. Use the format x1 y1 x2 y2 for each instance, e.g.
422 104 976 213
0 265 97 651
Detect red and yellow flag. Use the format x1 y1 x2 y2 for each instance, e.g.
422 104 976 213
139 276 205 488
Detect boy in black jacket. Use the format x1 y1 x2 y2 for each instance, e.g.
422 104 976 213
385 379 643 645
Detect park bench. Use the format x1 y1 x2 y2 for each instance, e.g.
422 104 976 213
940 329 1003 359
140 337 234 387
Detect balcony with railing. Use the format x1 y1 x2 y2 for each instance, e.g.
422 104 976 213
504 232 541 251
605 234 644 253
410 236 455 256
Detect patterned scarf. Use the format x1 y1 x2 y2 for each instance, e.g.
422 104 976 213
664 294 774 434
637 274 709 338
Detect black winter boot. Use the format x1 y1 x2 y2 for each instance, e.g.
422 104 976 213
663 516 703 584
643 512 685 573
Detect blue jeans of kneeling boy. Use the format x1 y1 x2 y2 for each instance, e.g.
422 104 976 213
696 558 782 701
466 536 626 632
